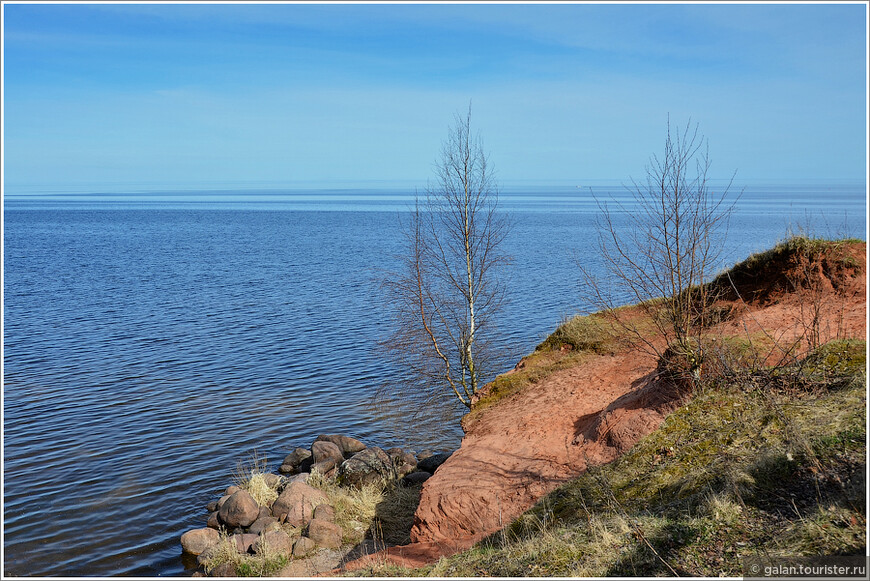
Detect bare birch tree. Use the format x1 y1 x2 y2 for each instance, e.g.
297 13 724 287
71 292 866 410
383 105 510 408
584 117 737 359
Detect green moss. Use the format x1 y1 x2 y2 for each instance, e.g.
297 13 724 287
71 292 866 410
802 339 866 377
537 312 615 353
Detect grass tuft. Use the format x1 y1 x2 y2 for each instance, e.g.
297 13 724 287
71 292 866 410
232 451 282 507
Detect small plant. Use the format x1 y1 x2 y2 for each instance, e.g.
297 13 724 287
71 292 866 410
233 451 282 507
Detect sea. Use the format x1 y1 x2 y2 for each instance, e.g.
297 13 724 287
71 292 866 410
2 182 866 576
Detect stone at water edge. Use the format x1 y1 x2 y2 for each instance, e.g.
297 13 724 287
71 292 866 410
224 485 241 496
292 536 317 557
206 511 220 530
311 440 345 466
387 447 418 469
255 529 294 556
397 462 417 478
279 448 314 474
402 471 431 486
215 494 231 511
309 457 338 478
315 434 367 457
417 451 453 474
205 500 218 513
338 447 396 488
305 518 342 549
271 480 329 527
218 490 260 528
180 528 220 555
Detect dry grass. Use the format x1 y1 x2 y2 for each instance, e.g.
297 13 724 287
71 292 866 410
420 339 866 577
232 451 283 507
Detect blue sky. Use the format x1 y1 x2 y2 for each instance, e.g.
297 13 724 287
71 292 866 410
2 2 867 191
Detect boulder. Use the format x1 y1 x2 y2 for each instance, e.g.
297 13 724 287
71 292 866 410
315 434 367 457
211 562 237 577
309 457 338 478
271 481 329 527
257 505 273 520
206 511 221 530
256 529 294 556
285 472 310 484
417 451 452 474
312 503 335 523
180 527 220 555
215 494 231 511
224 485 241 496
263 473 282 488
278 447 314 473
387 447 417 469
338 447 396 488
292 536 317 557
205 500 218 513
311 440 344 465
397 462 417 478
233 533 259 554
218 490 260 528
248 515 280 535
401 471 431 486
305 518 342 548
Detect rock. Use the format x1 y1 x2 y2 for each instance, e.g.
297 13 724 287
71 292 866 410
258 505 273 519
233 533 259 554
225 485 241 496
271 480 329 527
309 457 338 478
338 447 396 488
312 504 335 523
397 462 417 478
311 440 344 465
205 500 218 513
417 451 452 474
215 494 231 511
292 536 317 557
417 450 435 461
279 447 313 474
315 434 367 457
256 529 294 556
387 447 417 469
248 515 279 535
286 472 310 484
206 511 221 530
218 490 260 528
211 562 237 577
180 528 220 555
263 473 282 488
305 518 342 548
401 471 431 486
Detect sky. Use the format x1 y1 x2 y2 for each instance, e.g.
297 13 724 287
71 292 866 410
2 1 867 192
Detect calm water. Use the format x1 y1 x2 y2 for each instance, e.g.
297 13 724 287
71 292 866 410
3 183 865 576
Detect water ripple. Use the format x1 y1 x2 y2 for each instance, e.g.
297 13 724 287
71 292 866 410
4 194 866 576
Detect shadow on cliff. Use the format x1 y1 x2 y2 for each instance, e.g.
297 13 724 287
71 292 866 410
573 370 689 454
